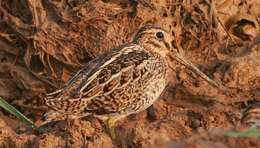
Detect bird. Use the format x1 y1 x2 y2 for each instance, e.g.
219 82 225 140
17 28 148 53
43 24 223 139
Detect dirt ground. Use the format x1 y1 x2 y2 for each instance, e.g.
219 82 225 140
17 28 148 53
0 0 259 147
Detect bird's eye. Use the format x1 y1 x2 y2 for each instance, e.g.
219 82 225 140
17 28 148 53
156 32 164 39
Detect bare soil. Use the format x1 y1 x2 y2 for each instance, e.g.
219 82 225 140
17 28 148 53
0 0 259 147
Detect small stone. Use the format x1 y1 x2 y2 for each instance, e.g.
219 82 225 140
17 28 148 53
190 119 201 129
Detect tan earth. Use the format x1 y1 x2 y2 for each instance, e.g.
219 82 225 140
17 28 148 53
0 0 259 147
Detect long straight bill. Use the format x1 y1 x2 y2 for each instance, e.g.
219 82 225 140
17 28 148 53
169 53 225 91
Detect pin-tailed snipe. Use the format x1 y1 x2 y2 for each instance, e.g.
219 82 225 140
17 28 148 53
43 24 223 138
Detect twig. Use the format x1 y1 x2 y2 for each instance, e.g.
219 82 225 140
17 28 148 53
217 17 239 46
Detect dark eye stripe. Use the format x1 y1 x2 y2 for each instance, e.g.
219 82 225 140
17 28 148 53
146 40 161 48
133 32 154 43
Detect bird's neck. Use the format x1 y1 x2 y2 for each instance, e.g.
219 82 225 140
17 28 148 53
134 38 167 58
135 43 169 76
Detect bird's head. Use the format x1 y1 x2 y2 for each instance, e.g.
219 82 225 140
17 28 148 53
133 24 224 89
133 24 173 58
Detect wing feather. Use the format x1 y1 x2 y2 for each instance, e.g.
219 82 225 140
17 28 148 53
45 44 155 114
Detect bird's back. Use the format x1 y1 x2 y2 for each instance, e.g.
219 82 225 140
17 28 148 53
45 44 168 118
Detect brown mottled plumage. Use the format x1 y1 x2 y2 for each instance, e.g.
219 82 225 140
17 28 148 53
43 24 222 138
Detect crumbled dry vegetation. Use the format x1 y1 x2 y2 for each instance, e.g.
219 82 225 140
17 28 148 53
0 0 259 147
